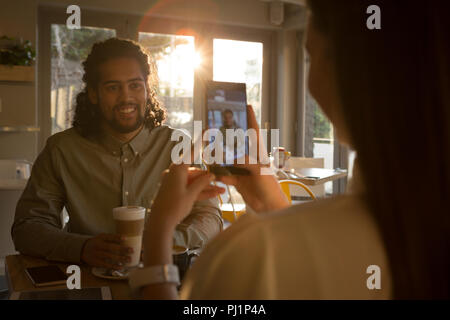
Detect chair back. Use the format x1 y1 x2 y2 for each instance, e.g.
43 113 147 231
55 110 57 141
279 179 316 203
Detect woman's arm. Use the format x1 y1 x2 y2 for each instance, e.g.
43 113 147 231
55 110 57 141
140 214 179 299
140 165 222 299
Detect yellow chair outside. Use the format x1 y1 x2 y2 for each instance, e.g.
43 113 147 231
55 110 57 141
215 182 246 223
220 203 246 223
219 180 316 223
279 179 316 203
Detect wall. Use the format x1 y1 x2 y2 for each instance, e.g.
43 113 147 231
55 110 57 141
0 0 38 161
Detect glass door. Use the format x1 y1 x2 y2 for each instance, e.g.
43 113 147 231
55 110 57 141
39 6 128 149
51 24 116 134
139 32 199 135
213 39 263 126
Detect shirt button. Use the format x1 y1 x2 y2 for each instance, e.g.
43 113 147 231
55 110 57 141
112 151 117 155
125 191 129 196
135 152 139 156
124 158 128 163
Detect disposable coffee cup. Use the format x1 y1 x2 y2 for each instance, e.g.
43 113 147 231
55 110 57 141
112 206 146 268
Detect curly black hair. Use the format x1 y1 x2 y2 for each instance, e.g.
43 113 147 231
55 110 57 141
72 38 166 137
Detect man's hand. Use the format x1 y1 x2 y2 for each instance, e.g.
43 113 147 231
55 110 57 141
81 234 134 270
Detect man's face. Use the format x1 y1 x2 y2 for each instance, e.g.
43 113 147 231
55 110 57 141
89 57 148 134
223 112 234 127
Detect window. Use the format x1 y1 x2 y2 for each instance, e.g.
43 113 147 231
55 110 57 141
139 32 198 134
305 91 334 194
213 39 263 125
41 10 271 150
51 24 115 134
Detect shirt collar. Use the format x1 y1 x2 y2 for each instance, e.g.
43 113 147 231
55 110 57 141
128 126 151 154
98 126 151 155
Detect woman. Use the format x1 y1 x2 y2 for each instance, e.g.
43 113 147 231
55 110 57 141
135 0 450 299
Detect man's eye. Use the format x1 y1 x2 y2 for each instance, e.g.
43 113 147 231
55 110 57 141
130 82 142 89
107 85 118 91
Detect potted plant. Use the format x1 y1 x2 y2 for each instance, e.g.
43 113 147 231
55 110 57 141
0 36 36 81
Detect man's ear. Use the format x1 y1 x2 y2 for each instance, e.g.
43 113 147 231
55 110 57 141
87 87 98 105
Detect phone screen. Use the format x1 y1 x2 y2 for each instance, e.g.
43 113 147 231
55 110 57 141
25 265 67 286
205 81 248 173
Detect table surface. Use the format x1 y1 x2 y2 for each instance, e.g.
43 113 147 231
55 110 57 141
279 168 348 185
5 254 132 299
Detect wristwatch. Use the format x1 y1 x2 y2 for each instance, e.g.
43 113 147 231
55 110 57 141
128 264 180 297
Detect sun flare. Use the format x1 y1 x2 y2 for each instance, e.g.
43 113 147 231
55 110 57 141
192 51 202 69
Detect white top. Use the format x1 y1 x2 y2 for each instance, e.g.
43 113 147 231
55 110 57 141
180 191 392 299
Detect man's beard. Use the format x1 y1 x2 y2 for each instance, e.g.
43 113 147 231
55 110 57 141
102 103 145 134
110 112 144 134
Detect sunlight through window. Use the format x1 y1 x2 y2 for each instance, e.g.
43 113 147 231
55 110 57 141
139 32 196 134
213 39 263 125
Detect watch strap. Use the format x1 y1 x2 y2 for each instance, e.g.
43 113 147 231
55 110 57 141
128 264 180 297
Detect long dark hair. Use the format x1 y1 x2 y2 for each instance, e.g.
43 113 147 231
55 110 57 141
72 38 166 137
308 0 450 298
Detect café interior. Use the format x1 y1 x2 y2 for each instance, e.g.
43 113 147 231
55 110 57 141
1 0 446 300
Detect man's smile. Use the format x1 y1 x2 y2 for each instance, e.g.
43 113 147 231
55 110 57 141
116 104 138 118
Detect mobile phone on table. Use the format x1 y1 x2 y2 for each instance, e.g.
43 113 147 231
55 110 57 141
205 80 250 176
25 265 68 287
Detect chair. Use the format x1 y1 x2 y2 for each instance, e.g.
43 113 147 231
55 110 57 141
279 179 316 203
220 203 246 223
202 160 245 223
219 179 316 223
216 183 246 223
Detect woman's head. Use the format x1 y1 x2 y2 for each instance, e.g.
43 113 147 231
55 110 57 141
306 11 350 146
307 0 450 298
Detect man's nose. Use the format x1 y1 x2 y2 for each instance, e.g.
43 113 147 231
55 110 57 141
119 85 131 101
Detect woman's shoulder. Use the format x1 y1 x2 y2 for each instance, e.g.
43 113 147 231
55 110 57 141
261 193 373 230
206 194 373 242
207 194 377 255
182 194 392 299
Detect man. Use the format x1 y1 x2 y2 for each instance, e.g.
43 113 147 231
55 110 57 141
219 109 244 162
219 109 239 134
12 38 222 270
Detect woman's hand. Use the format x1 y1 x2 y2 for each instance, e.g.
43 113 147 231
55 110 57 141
149 164 224 232
216 105 290 213
140 165 223 300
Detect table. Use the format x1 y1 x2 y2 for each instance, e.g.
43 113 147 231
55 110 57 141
278 168 348 186
5 254 132 299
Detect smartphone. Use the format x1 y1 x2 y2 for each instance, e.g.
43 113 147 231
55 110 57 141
25 265 68 287
205 80 250 176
